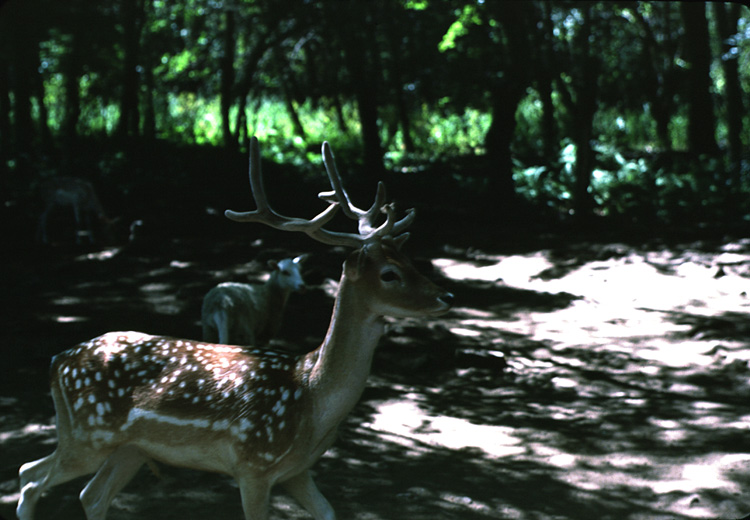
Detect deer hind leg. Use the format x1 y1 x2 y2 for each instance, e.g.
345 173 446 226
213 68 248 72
80 445 148 520
17 445 109 520
281 470 335 520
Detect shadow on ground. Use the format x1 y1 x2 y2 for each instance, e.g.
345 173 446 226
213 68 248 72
2 232 750 519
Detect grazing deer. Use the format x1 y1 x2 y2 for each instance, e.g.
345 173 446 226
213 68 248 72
202 255 309 346
36 176 113 245
17 137 454 520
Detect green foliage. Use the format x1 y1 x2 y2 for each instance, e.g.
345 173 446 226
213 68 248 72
2 0 749 228
438 4 481 52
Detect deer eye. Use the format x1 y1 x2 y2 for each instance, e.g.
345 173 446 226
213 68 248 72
380 269 401 283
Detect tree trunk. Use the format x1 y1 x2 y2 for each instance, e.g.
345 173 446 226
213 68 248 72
339 4 383 179
538 2 557 163
680 2 717 156
116 0 142 139
62 33 81 173
569 5 599 220
141 0 156 141
11 42 34 178
0 57 11 196
273 48 307 141
483 1 533 205
386 23 415 153
484 88 523 202
713 2 744 185
634 5 673 150
220 9 237 150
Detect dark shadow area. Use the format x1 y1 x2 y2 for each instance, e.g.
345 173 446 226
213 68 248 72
2 229 750 519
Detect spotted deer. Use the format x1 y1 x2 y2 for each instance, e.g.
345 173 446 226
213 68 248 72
36 176 113 245
202 254 309 346
17 137 454 520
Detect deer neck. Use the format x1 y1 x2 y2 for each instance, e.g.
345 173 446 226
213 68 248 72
306 274 383 436
266 279 290 312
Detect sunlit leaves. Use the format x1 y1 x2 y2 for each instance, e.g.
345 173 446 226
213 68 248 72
438 4 482 52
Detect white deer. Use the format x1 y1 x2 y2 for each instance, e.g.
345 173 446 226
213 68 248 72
17 137 454 520
202 255 309 346
36 176 113 245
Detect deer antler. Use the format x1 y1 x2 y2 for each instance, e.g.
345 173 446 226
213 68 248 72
225 137 414 247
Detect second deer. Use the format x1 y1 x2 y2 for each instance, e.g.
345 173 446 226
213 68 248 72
17 138 454 520
36 176 113 245
202 255 309 346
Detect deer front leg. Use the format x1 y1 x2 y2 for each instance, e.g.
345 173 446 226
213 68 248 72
18 447 107 520
237 475 271 520
282 470 335 520
79 445 148 520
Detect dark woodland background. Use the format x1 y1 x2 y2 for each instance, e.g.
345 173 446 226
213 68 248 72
0 0 748 242
2 2 750 519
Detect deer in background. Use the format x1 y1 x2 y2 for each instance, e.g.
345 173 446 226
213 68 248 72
17 137 454 520
36 176 113 245
202 254 309 346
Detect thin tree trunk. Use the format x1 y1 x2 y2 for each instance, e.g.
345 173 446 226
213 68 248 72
117 0 142 139
680 2 717 156
0 57 11 197
713 2 744 186
220 9 237 150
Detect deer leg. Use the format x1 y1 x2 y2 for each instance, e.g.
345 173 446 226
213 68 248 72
17 446 108 520
214 311 230 345
281 470 335 520
72 203 86 244
36 209 51 245
79 445 148 520
237 475 271 520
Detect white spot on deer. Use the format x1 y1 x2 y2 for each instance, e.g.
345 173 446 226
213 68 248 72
212 419 230 431
96 402 105 416
95 372 102 382
88 394 96 404
75 379 82 390
117 388 126 397
74 397 84 411
120 408 211 432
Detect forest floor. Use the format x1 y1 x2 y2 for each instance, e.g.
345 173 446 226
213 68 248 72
1 224 750 520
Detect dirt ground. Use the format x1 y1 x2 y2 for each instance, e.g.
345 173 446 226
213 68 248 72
2 227 750 519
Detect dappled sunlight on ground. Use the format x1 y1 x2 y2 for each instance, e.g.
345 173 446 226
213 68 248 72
417 239 750 518
2 236 750 518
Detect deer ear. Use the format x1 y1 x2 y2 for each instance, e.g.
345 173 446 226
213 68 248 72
294 254 310 265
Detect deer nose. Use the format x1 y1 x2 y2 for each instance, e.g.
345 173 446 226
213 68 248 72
439 292 455 308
